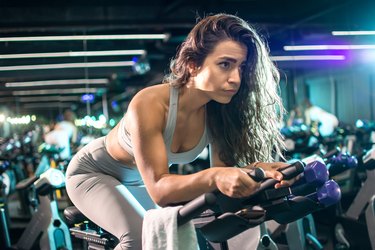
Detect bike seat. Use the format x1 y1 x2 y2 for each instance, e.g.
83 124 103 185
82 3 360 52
64 206 88 225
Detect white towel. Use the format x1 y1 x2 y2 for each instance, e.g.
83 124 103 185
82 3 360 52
142 206 198 250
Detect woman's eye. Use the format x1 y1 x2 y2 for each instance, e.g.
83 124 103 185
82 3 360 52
219 61 230 69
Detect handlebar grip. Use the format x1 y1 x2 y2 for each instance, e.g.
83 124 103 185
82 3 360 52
15 175 39 190
177 192 217 226
258 160 305 192
177 161 305 225
247 167 266 182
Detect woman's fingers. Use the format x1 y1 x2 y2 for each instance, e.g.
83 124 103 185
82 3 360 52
274 180 293 188
255 162 302 188
264 169 283 181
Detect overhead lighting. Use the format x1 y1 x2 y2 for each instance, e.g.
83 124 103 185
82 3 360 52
23 102 74 109
0 61 134 71
0 97 15 103
19 96 81 102
332 31 375 36
12 87 102 96
0 34 169 42
0 50 146 59
6 78 109 87
284 45 375 51
271 55 345 61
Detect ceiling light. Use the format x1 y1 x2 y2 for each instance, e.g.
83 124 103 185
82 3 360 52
271 55 345 61
0 61 134 71
19 96 82 102
0 50 146 59
12 87 102 96
284 45 375 51
0 97 15 103
23 102 74 109
332 31 375 36
6 78 109 87
0 34 169 42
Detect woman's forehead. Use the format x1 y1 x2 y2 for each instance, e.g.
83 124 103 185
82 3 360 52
209 40 247 61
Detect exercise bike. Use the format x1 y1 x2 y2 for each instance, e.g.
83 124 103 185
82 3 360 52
266 150 358 250
333 147 375 249
64 160 341 250
1 168 72 250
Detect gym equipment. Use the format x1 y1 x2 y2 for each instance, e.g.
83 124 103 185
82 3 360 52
302 150 359 196
63 167 265 250
64 160 341 250
35 143 66 177
283 151 357 249
1 159 12 248
281 124 321 158
179 181 340 249
1 168 72 250
64 206 118 250
355 119 375 150
334 147 375 249
1 138 33 219
325 151 358 177
264 157 330 250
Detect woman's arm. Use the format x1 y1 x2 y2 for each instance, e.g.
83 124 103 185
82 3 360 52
127 91 264 207
209 143 288 196
127 95 216 206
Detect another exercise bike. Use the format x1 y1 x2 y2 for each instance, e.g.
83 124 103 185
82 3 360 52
1 168 72 250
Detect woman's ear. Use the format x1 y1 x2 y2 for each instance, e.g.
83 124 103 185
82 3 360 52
187 62 198 76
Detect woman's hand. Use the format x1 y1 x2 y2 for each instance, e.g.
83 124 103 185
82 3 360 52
249 162 297 188
213 167 259 198
215 165 289 198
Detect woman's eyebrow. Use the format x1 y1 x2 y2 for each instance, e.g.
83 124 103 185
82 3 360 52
219 56 237 63
217 56 244 63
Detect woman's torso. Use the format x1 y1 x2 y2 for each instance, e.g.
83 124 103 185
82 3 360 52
105 84 209 168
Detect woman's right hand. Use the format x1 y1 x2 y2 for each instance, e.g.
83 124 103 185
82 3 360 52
213 167 268 198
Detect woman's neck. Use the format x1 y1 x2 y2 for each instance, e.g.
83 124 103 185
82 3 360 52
177 85 210 115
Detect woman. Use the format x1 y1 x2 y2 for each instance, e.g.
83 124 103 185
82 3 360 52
66 13 288 249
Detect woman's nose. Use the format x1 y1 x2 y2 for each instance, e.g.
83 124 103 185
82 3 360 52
228 67 241 85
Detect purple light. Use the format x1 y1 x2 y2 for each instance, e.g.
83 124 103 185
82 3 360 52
284 44 375 51
81 94 95 103
271 55 345 61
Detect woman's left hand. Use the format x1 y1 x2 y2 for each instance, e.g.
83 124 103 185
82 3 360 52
247 162 298 189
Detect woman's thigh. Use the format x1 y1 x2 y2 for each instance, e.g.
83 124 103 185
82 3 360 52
66 172 145 248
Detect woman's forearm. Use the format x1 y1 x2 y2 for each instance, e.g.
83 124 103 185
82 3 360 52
152 167 220 207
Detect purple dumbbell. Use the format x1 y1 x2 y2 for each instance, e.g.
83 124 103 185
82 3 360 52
308 180 342 207
303 160 329 186
327 153 358 176
329 153 358 168
290 160 329 196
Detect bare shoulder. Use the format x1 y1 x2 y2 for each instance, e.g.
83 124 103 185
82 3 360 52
132 84 169 104
126 84 170 131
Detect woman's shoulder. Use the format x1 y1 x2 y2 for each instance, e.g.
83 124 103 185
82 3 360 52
128 84 170 116
126 84 171 131
133 84 169 102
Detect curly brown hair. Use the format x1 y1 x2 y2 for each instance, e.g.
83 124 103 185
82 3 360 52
164 13 285 166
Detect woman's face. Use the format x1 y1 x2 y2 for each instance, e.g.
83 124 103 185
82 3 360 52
191 40 247 104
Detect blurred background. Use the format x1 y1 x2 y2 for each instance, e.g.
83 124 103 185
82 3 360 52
1 1 375 250
1 0 374 127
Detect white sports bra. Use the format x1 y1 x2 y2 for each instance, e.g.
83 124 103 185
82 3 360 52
117 86 210 165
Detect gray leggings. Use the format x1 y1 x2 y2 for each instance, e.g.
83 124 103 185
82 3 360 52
65 137 157 250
